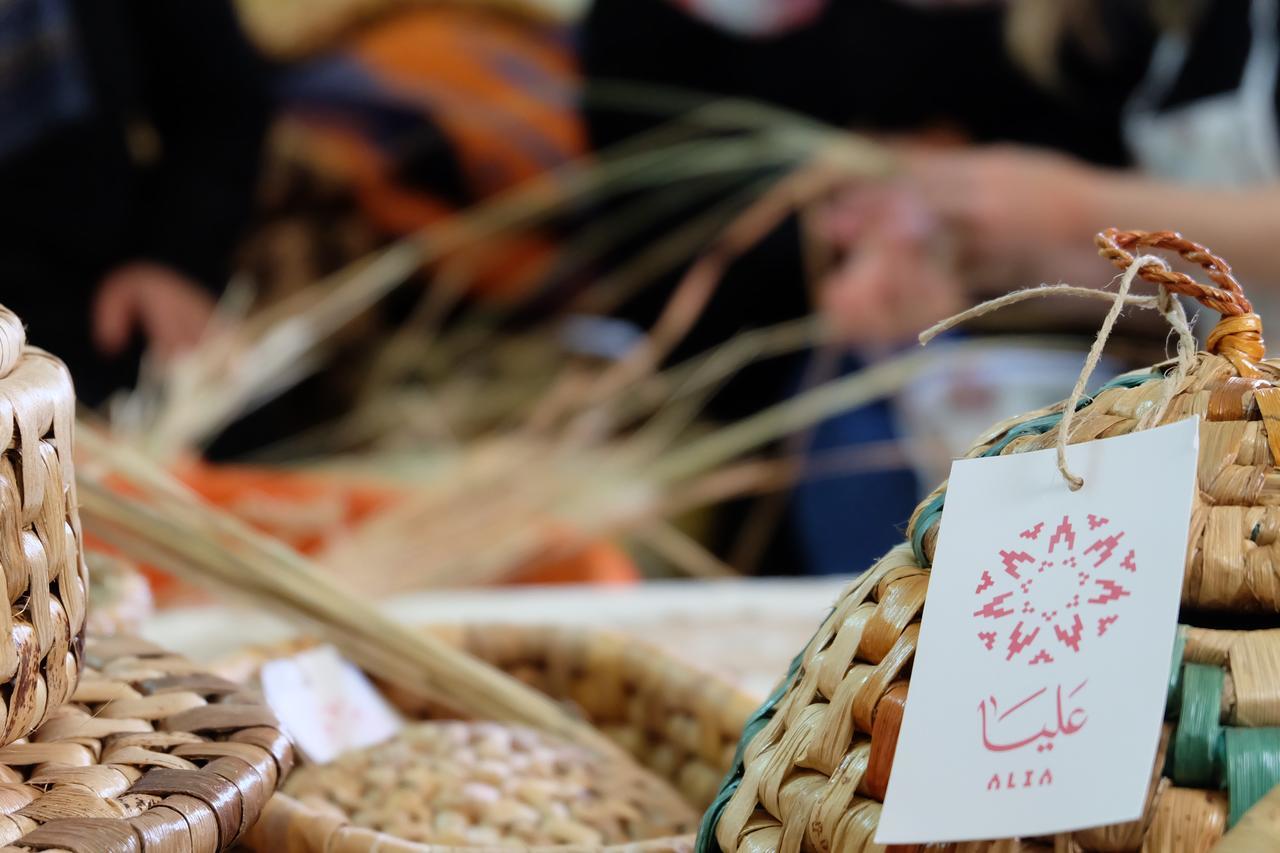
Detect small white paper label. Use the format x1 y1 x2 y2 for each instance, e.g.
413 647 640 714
260 645 403 764
877 418 1199 843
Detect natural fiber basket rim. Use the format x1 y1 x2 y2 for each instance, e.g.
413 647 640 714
224 622 757 853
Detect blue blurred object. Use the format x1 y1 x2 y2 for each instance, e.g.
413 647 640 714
789 352 919 577
0 0 91 158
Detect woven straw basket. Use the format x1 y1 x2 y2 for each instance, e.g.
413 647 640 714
0 634 290 852
699 231 1280 852
0 307 87 748
218 623 759 852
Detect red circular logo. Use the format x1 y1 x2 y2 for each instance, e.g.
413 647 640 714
973 514 1135 665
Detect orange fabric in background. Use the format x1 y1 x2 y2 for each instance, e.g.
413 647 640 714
302 124 562 301
109 462 639 602
507 527 640 586
351 7 583 198
176 460 399 556
290 6 585 300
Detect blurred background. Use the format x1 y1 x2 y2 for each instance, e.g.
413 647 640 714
8 0 1280 601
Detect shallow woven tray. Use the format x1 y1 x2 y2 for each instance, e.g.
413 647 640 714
700 231 1280 852
217 623 758 852
0 307 87 747
0 634 291 852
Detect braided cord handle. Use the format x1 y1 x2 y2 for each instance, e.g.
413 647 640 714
1095 228 1265 375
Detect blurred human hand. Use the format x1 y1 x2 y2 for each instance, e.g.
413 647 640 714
813 143 1109 346
815 183 965 346
93 262 216 359
901 144 1103 283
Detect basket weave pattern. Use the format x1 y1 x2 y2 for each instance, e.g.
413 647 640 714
0 634 291 852
700 232 1280 852
0 307 87 747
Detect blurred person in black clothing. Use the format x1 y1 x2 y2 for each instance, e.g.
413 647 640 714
578 0 1121 576
0 0 270 405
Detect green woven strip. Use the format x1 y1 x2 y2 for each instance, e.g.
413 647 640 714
695 627 814 853
908 371 1162 566
1173 663 1224 787
910 493 945 566
1224 728 1280 826
1167 626 1188 717
1097 370 1165 390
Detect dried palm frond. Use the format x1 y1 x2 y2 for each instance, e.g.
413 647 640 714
100 104 934 593
112 108 893 461
308 337 1061 593
75 423 620 756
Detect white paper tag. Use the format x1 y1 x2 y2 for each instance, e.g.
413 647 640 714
877 418 1199 843
260 645 403 765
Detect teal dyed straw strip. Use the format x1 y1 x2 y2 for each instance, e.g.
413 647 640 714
1224 728 1280 827
1173 663 1224 787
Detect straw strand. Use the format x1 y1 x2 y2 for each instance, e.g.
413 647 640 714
920 255 1181 489
1054 255 1163 489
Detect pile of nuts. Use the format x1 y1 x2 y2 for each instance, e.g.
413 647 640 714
283 721 697 846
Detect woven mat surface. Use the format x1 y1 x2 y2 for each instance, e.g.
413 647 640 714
0 635 291 853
